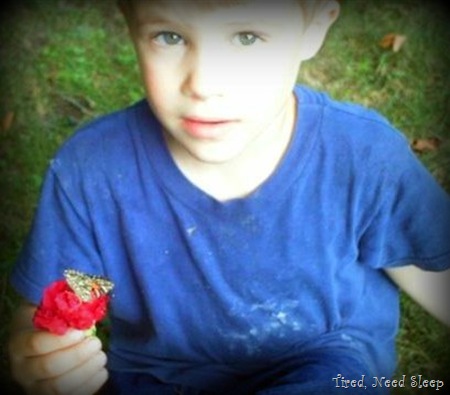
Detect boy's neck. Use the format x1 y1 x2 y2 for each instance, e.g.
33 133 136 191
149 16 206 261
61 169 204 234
165 94 297 202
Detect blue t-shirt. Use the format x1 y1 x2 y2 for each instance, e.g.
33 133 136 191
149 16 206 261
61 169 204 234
11 85 450 390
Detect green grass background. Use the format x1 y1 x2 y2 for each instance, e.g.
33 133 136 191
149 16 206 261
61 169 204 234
0 0 449 393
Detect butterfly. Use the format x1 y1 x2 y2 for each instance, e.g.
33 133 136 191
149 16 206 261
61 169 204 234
64 269 114 302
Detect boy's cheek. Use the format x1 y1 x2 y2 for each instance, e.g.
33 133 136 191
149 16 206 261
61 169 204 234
136 50 298 117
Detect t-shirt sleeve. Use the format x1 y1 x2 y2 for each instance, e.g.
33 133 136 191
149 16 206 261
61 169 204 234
357 133 450 271
10 156 104 305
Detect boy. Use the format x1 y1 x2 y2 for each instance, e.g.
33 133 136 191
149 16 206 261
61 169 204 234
8 0 450 394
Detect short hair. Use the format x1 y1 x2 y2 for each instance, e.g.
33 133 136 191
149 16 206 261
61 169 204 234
118 0 330 27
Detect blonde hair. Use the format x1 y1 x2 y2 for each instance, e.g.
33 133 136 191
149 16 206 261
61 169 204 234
118 0 330 27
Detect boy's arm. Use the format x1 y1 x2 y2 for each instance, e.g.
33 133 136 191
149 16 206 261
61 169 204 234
385 266 450 327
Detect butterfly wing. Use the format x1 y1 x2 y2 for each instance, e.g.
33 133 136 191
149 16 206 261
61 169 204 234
64 269 114 302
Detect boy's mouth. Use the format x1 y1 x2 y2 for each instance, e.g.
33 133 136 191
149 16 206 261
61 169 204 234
181 116 237 139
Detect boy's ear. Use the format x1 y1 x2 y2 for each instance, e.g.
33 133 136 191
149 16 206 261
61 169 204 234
298 0 340 61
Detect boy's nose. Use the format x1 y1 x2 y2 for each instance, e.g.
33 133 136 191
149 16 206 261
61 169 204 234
182 47 225 101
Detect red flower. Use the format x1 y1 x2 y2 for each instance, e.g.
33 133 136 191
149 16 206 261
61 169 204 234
33 280 109 335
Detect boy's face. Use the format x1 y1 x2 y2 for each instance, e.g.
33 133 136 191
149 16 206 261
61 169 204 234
125 0 335 165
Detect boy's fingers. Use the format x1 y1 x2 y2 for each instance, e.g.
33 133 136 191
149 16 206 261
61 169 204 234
70 368 109 395
10 329 85 358
56 352 107 395
27 337 102 380
32 351 107 395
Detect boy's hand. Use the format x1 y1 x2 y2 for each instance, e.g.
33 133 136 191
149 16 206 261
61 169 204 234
9 304 108 395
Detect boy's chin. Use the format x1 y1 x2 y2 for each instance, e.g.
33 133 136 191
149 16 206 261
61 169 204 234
182 144 247 166
164 125 260 167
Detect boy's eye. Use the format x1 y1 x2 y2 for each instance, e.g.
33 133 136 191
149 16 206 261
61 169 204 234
153 31 185 46
233 32 261 46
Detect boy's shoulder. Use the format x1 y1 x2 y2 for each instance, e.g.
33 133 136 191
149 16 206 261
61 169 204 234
298 84 394 131
66 98 148 144
296 85 417 184
54 99 150 165
297 84 409 152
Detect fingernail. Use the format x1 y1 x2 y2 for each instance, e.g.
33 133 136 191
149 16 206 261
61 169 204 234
68 330 85 341
94 351 107 367
86 337 101 353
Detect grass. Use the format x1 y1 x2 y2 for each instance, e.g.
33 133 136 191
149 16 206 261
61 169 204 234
1 0 449 392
